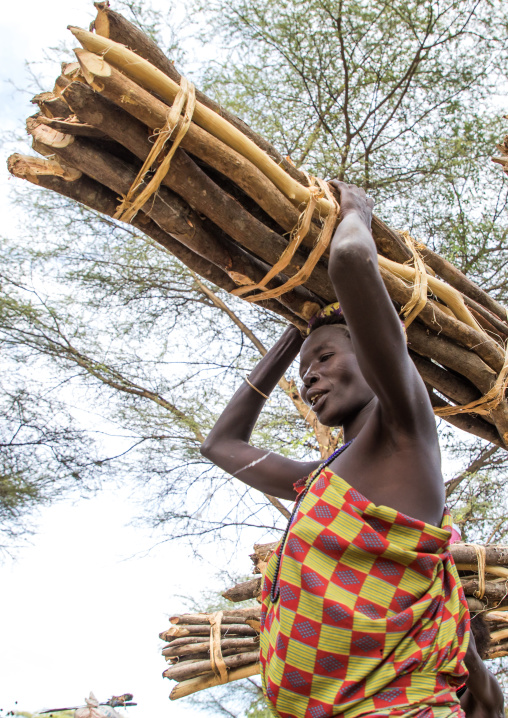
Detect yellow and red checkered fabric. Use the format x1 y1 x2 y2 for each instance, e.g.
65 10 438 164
259 467 470 718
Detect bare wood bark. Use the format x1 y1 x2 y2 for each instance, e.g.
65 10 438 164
426 389 503 446
416 241 508 324
170 614 253 625
163 649 260 682
381 269 504 373
31 112 106 138
162 637 259 658
61 80 334 305
409 353 484 410
169 663 260 700
222 577 262 603
24 129 320 323
31 92 71 119
91 2 308 187
160 624 257 640
450 543 508 566
460 579 508 602
7 155 304 328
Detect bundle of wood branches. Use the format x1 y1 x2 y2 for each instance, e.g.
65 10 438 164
7 2 508 447
160 607 261 699
162 541 508 699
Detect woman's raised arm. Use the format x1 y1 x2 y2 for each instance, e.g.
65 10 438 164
200 325 321 500
327 181 433 434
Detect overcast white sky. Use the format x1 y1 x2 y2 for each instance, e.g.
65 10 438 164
0 3 250 717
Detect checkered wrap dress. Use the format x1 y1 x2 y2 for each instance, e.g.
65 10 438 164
259 466 470 718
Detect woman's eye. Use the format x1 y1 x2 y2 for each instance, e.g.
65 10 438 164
320 353 333 362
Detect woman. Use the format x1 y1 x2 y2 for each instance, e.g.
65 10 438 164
201 183 501 718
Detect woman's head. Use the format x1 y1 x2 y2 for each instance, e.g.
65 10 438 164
299 317 375 428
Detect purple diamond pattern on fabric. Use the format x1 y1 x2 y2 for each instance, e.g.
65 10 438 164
315 476 326 491
378 688 403 702
302 571 325 589
399 656 419 672
358 603 381 619
309 705 328 718
377 560 401 577
287 537 305 554
362 533 385 549
354 635 381 652
457 622 465 638
334 568 360 585
349 489 367 502
325 604 350 623
317 655 344 672
276 634 285 652
420 538 439 552
416 555 435 571
295 620 318 638
390 612 410 627
339 682 364 698
395 595 413 610
427 596 442 615
420 627 438 643
314 505 333 519
286 671 308 688
320 534 342 551
280 584 298 602
266 682 276 698
366 517 386 533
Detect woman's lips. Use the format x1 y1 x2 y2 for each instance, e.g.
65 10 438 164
312 392 328 413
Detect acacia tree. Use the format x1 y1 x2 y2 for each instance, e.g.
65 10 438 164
2 0 508 701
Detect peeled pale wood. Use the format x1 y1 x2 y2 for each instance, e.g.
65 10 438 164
61 80 331 308
26 128 319 323
455 564 508 579
163 650 259 681
69 28 328 212
71 54 320 246
223 577 262 603
91 2 307 187
416 241 508 324
490 627 508 644
169 662 260 700
485 611 508 623
381 268 503 372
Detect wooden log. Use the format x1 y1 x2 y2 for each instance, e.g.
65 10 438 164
416 241 508 324
427 390 503 446
6 154 304 328
490 627 508 644
24 129 321 323
170 613 254 625
60 80 335 305
163 650 260 681
460 579 508 601
381 269 504 373
31 92 71 119
160 636 210 647
90 2 308 187
486 642 508 659
31 112 106 138
69 28 330 212
455 564 508 580
160 624 257 640
409 353 485 413
166 644 257 663
450 544 508 566
222 577 262 603
162 636 259 658
169 662 260 700
69 58 320 247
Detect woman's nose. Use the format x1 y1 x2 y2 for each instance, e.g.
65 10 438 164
303 369 319 387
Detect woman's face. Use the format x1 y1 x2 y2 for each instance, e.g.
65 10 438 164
299 325 375 427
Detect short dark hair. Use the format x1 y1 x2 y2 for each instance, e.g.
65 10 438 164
308 313 350 338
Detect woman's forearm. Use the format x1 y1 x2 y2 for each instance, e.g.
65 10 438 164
201 325 304 457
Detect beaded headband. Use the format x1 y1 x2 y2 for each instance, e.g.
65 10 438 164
306 302 344 335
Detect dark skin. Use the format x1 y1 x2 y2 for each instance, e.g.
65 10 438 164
460 634 504 718
201 181 443 524
201 181 503 707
